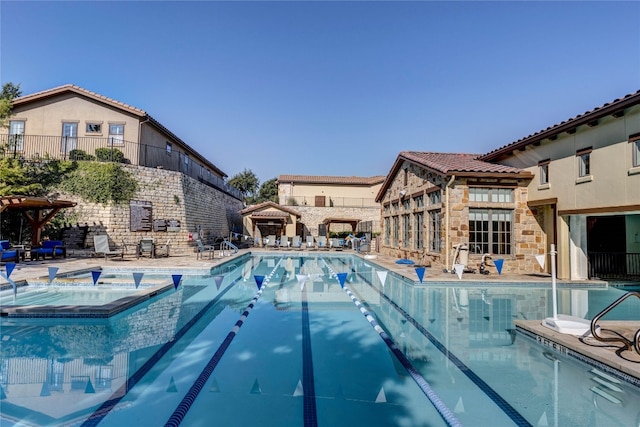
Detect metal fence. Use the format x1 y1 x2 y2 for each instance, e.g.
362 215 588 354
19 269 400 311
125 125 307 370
0 134 242 200
588 252 640 280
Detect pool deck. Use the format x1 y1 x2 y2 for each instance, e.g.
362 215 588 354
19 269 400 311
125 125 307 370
2 247 639 384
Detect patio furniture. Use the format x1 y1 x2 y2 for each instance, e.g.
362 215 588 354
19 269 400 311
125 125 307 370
93 235 123 260
137 238 155 259
195 239 214 260
31 240 66 260
0 240 21 263
155 239 171 257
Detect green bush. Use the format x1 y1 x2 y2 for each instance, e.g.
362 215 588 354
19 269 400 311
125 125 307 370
69 149 95 161
59 162 137 204
95 147 126 163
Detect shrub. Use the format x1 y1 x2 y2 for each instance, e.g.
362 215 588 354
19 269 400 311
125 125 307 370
69 149 95 161
95 148 126 163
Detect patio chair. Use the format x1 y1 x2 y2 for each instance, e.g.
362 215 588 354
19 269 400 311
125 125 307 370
0 240 21 263
155 239 171 257
317 236 327 249
195 239 214 259
265 235 277 249
93 235 123 261
32 240 67 260
291 236 302 250
137 238 156 259
305 236 316 250
279 235 290 250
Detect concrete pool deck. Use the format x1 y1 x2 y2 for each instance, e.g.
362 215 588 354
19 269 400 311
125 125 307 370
2 247 639 384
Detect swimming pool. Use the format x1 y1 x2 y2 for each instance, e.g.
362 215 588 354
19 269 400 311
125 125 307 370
0 253 638 426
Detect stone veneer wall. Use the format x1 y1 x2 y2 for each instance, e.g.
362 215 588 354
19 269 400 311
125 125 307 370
379 160 545 273
60 165 244 252
291 206 381 237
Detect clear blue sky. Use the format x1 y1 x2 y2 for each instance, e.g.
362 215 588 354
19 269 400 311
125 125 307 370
1 1 639 184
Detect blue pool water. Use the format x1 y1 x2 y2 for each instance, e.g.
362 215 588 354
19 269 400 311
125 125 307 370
0 253 638 426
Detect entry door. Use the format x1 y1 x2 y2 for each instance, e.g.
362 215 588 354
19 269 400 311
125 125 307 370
61 122 78 156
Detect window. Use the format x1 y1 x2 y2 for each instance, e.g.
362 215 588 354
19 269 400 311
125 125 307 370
414 211 424 250
200 165 204 176
391 202 398 213
469 187 513 203
428 190 441 205
576 148 591 177
8 120 24 152
384 204 390 215
86 122 102 134
403 168 408 186
182 154 190 173
166 142 172 155
631 134 640 167
402 198 410 211
402 214 411 248
108 124 124 145
539 160 550 185
61 122 78 154
392 216 399 246
414 195 424 208
469 209 512 255
384 217 390 245
428 210 441 252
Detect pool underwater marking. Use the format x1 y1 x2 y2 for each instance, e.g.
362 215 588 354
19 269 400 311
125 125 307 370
3 254 640 425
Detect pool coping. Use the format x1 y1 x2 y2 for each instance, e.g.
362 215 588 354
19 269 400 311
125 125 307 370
516 319 640 388
0 281 175 318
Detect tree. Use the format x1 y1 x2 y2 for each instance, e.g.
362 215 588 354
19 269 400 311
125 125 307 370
255 177 279 203
228 169 259 202
0 82 22 128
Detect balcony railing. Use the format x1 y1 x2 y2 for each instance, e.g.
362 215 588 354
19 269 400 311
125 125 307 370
281 195 379 208
588 252 640 280
0 134 242 200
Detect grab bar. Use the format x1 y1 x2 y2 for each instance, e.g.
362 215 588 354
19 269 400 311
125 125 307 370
590 291 640 355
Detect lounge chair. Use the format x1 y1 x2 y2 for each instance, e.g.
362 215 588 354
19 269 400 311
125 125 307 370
155 239 171 257
305 236 316 250
279 236 290 250
0 240 21 263
32 240 67 260
291 236 302 250
266 235 277 249
137 238 155 259
317 236 327 250
195 239 214 260
93 235 123 261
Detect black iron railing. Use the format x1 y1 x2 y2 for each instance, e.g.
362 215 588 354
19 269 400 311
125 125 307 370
0 134 242 200
588 252 640 280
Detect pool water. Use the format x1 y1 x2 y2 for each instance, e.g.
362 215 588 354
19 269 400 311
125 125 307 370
0 254 638 426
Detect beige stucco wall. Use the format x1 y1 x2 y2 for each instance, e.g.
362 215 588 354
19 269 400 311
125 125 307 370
279 182 381 206
500 105 640 212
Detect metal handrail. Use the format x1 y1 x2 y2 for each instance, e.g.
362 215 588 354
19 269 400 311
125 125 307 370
590 291 640 355
220 240 238 254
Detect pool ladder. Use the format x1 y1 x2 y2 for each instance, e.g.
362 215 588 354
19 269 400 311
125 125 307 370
219 240 238 254
589 291 640 355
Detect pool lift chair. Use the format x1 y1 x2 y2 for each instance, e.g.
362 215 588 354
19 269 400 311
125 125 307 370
446 243 476 274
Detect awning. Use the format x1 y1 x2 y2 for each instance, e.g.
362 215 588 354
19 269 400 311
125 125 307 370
0 196 77 245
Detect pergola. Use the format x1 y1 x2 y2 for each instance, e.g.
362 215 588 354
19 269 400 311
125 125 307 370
322 217 360 236
0 196 77 245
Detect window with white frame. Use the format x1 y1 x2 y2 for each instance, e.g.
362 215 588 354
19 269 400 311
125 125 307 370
539 160 550 185
469 187 513 203
9 120 25 152
576 148 591 177
108 124 124 145
631 134 640 167
469 208 512 255
166 142 172 155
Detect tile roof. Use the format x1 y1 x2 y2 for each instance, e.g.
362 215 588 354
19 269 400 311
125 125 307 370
399 151 524 174
12 84 227 178
240 201 301 216
480 89 640 161
277 175 385 185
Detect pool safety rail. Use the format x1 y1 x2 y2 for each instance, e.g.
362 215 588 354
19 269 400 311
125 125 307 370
321 259 463 427
590 291 640 355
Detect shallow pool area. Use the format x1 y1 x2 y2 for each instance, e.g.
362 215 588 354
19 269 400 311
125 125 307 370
0 253 639 426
